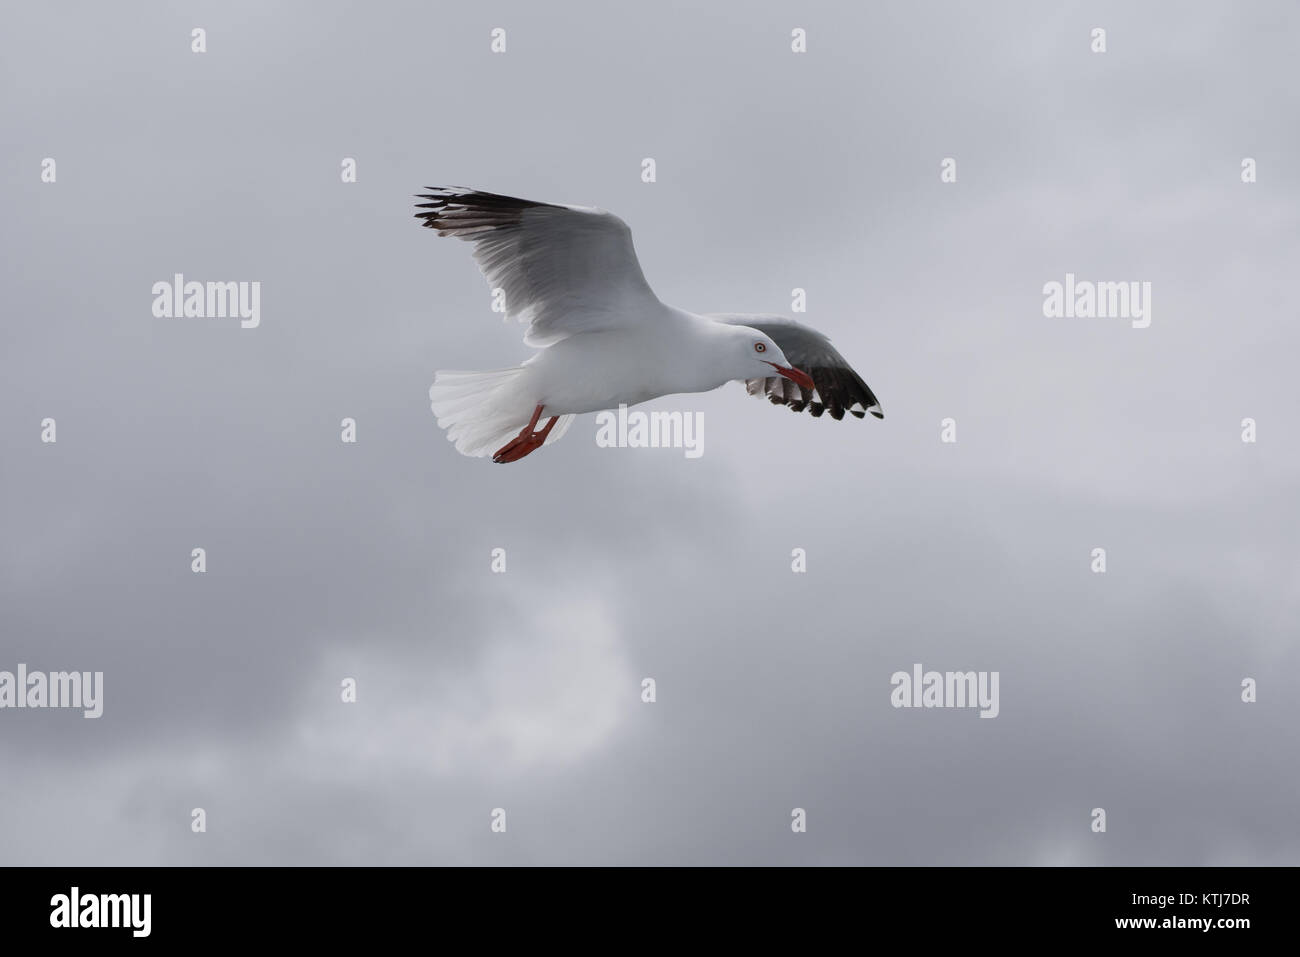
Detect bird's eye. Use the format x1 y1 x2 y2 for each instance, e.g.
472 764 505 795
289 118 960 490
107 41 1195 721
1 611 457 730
754 342 767 353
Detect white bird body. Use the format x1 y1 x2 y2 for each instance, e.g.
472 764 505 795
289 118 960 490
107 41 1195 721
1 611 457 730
417 188 882 462
524 308 750 414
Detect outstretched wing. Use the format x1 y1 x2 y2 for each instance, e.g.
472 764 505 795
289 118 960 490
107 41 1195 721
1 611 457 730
415 187 662 346
710 314 883 420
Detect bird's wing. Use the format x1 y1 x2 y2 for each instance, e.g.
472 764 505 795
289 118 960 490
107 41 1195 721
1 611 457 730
709 314 884 420
415 187 662 347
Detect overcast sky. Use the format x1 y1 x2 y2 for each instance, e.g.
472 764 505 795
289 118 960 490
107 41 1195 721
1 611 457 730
2 0 1297 865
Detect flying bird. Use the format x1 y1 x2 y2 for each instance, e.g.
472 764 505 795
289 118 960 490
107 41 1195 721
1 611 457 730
415 188 883 462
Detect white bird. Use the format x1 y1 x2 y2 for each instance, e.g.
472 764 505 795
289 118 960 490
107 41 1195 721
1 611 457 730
416 188 883 463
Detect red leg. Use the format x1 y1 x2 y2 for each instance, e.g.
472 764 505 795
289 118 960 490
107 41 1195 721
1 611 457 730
492 406 560 463
535 415 559 442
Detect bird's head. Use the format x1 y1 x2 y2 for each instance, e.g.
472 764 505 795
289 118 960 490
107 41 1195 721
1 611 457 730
734 330 815 391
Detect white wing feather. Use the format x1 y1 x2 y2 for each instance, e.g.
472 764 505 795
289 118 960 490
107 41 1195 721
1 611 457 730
416 187 662 347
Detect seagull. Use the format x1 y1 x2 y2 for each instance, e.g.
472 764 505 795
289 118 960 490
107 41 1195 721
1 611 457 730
415 188 883 463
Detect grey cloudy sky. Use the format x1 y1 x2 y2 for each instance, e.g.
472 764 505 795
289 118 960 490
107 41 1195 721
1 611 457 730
1 0 1297 865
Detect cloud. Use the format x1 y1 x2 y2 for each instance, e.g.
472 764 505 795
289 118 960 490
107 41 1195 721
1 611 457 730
297 592 634 777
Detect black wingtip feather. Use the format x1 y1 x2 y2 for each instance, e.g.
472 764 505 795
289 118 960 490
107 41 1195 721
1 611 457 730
750 368 882 423
413 186 566 236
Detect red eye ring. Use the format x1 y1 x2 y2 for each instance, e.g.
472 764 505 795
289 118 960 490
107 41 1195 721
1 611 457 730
754 342 766 353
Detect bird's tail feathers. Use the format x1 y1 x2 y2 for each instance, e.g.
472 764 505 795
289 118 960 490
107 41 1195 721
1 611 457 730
429 367 574 457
